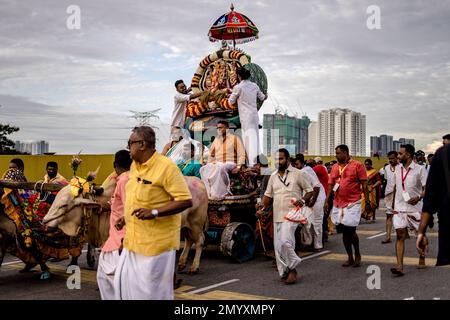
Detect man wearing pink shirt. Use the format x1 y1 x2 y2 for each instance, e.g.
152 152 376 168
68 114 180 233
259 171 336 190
96 150 132 300
324 145 370 268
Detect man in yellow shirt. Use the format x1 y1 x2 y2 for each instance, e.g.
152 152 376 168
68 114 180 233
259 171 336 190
200 120 246 199
114 126 193 300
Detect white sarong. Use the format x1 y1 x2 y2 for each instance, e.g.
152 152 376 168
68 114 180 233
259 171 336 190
311 195 326 249
274 221 302 278
200 162 236 199
384 192 394 215
331 201 362 227
393 211 421 231
97 250 120 300
114 248 176 300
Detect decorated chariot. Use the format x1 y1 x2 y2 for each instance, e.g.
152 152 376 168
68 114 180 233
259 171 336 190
185 5 268 263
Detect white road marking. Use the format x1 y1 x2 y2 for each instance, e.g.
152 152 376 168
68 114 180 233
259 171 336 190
367 232 387 239
188 279 240 294
1 260 23 266
302 250 331 261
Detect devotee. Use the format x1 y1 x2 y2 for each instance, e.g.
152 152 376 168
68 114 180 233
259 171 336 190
416 143 450 266
228 67 266 167
425 154 433 172
172 80 201 129
4 158 27 181
43 162 68 185
162 127 205 166
382 151 399 244
361 159 381 221
97 150 131 300
324 145 370 268
294 154 326 251
443 134 450 145
308 158 333 239
200 120 246 199
114 126 192 300
390 144 428 277
260 149 315 284
176 143 201 178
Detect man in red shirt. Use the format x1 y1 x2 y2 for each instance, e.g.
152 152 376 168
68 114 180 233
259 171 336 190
310 159 329 196
324 145 370 267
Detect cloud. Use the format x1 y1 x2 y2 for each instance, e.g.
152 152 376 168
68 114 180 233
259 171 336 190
424 140 444 154
0 0 449 153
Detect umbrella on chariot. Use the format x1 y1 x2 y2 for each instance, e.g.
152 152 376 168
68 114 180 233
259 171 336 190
208 3 259 49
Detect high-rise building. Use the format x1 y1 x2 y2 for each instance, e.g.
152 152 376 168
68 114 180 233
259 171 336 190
15 140 49 155
399 138 415 146
263 113 311 156
370 135 393 156
371 136 414 154
307 121 319 155
318 108 366 156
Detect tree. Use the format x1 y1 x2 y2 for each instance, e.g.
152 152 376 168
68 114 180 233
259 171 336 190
0 124 19 153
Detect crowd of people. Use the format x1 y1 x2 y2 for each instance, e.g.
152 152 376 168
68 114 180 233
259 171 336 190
1 64 449 299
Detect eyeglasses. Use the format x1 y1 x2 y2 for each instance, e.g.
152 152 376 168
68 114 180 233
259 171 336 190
127 140 144 149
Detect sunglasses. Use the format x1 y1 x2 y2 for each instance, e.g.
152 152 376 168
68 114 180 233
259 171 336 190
127 140 144 149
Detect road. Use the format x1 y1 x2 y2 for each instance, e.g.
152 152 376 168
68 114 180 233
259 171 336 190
1 206 449 300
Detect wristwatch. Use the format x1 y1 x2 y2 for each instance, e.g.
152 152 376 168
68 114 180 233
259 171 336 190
151 209 159 218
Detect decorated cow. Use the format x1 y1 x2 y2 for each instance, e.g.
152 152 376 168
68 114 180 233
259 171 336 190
0 175 96 280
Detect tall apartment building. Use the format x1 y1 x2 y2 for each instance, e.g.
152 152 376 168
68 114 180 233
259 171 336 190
371 136 415 155
263 113 310 156
370 134 394 156
15 140 49 155
318 108 366 156
307 121 319 155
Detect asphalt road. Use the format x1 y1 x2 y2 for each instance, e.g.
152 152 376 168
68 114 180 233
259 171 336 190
1 205 449 300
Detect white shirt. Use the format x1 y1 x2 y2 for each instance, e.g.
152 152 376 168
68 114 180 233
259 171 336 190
384 164 397 195
172 92 190 127
393 162 428 212
301 165 326 204
264 165 315 223
228 80 265 123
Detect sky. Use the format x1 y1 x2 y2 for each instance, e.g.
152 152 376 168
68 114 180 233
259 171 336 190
1 0 449 154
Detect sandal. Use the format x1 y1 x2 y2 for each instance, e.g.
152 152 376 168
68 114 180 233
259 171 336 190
390 268 404 277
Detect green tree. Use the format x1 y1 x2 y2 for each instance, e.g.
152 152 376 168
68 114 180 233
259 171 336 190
0 124 19 153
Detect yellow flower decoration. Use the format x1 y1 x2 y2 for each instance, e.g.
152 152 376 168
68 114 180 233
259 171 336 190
70 177 91 198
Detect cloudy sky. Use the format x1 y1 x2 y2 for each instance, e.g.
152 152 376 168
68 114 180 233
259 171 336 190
1 0 449 154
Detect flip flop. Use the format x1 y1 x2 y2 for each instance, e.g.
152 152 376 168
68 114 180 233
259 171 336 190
342 260 354 267
381 239 391 244
40 270 52 280
390 268 404 277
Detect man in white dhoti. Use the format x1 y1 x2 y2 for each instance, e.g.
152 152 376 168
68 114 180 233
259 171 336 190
324 145 370 268
200 120 246 199
259 149 315 284
228 68 266 167
294 153 326 251
381 151 399 244
114 126 193 300
96 150 131 300
390 144 428 277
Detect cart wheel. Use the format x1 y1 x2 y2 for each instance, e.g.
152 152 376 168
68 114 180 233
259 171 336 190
220 222 255 263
